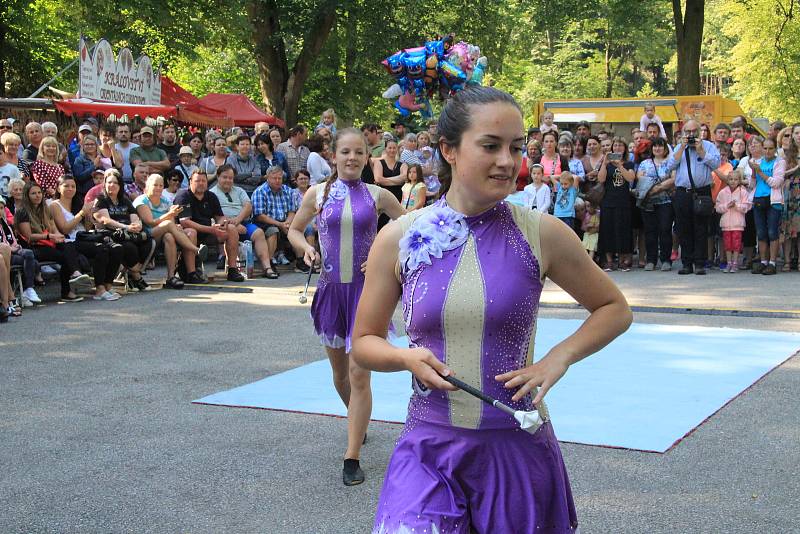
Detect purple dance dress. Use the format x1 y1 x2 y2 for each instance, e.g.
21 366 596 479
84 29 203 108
374 198 578 534
310 178 382 353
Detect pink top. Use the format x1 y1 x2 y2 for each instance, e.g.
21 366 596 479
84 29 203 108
715 185 751 231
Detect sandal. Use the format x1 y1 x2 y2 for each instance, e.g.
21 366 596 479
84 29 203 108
781 263 791 272
263 269 279 279
7 305 21 317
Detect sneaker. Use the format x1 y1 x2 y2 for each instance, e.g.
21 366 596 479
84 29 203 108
730 264 739 273
227 267 245 282
678 265 693 275
719 262 727 271
670 250 679 262
660 262 672 272
197 244 208 263
276 252 290 265
23 287 42 304
762 263 777 275
93 291 121 301
134 277 151 291
342 458 365 486
69 273 92 289
20 296 34 308
41 265 58 275
185 271 208 284
164 275 185 289
60 294 84 303
644 263 655 271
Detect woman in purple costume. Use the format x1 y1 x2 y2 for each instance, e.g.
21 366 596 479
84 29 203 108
352 87 632 533
289 128 404 486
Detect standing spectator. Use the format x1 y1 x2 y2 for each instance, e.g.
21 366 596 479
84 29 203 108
781 124 800 271
114 123 139 184
372 138 406 231
175 170 245 283
210 164 276 277
251 166 302 275
305 134 331 186
401 164 427 211
523 164 551 213
22 122 43 162
539 110 558 135
14 182 88 302
93 171 156 291
135 173 205 289
748 138 785 274
30 137 65 199
736 136 765 268
667 120 721 275
768 120 787 144
200 136 231 186
715 170 751 272
187 133 204 161
399 133 423 166
645 123 662 142
531 131 568 186
700 124 711 141
50 175 123 301
157 123 181 166
728 119 751 144
269 128 283 149
559 137 586 181
254 133 289 182
1 132 29 181
575 120 591 139
731 138 747 167
710 144 734 268
598 137 636 271
276 125 310 177
362 124 385 158
714 123 731 145
226 135 262 194
581 201 600 258
175 146 199 188
636 138 675 271
582 135 604 186
316 108 337 136
130 127 170 174
553 171 579 230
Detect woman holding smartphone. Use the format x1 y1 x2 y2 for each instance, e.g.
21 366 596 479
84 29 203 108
597 137 636 271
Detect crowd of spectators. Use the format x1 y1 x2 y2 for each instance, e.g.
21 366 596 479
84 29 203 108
0 105 797 324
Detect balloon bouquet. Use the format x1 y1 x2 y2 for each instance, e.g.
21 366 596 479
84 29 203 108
381 35 488 119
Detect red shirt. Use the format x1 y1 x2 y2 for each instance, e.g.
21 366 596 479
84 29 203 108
30 160 65 198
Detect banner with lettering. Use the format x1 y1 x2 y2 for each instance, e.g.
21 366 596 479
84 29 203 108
78 36 161 106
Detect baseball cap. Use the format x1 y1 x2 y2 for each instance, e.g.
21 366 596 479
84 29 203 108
78 124 93 134
140 126 155 135
179 146 193 155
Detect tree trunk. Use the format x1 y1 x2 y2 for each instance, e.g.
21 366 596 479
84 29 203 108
672 0 704 95
248 1 337 126
604 43 612 98
343 8 357 122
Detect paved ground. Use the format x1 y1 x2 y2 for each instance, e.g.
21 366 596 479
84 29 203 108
1 266 799 533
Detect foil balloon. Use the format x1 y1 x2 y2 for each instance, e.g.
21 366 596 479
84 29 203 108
468 56 488 85
382 50 406 80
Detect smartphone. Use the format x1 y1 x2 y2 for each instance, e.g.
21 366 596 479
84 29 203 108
607 153 622 162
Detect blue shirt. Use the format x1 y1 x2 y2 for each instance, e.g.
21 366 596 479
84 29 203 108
257 151 290 181
553 183 578 218
754 157 775 198
666 139 721 188
251 183 298 223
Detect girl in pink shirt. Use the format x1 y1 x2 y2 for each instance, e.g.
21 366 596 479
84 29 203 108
715 169 752 272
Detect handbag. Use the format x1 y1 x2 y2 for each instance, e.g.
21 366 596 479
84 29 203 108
686 150 714 216
76 229 112 244
585 181 605 205
111 228 149 244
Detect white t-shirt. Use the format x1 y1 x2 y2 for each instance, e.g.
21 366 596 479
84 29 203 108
306 152 331 185
523 183 552 213
0 163 21 197
115 142 139 182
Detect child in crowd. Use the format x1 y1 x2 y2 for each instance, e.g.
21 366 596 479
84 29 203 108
291 170 316 251
419 146 440 203
715 169 751 272
582 201 600 258
176 146 199 188
317 108 337 136
401 164 427 211
539 110 559 135
639 103 667 139
523 163 551 213
553 171 578 230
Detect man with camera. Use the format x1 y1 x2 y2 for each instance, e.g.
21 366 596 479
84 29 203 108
666 119 721 275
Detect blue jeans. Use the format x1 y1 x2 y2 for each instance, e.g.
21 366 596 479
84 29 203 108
752 199 781 242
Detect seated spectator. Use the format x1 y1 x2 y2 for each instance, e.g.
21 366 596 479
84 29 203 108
1 132 31 180
200 136 231 185
211 164 277 278
162 168 182 203
290 170 316 253
14 181 89 302
305 134 331 185
93 171 156 291
98 125 124 172
125 163 148 201
7 177 25 217
0 140 20 199
41 121 71 174
130 126 171 174
254 133 289 182
187 133 204 161
134 173 205 290
72 135 107 198
83 168 108 221
226 135 262 194
251 165 302 275
175 170 245 283
50 175 123 301
175 146 199 188
0 241 12 321
0 196 39 306
22 122 43 162
31 136 66 199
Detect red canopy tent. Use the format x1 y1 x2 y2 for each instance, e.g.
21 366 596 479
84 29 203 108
160 76 233 129
197 93 285 128
54 99 177 121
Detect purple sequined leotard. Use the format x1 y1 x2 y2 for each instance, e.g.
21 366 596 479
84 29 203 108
374 198 578 534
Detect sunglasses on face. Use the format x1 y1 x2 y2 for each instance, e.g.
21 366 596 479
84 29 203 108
0 125 10 130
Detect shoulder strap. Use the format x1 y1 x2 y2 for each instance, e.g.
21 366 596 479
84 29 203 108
507 203 546 281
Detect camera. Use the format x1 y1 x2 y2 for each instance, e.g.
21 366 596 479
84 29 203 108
607 153 622 162
687 136 697 146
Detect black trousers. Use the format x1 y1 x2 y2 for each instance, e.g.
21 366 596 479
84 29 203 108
673 187 710 268
74 240 123 287
118 239 155 269
641 203 674 264
32 242 81 297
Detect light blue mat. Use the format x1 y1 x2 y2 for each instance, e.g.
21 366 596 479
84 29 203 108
194 320 800 452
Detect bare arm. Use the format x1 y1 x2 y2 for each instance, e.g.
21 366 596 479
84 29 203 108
496 214 632 403
50 202 85 234
377 188 406 219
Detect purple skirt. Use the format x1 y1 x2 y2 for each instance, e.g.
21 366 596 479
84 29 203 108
374 420 578 534
310 276 364 354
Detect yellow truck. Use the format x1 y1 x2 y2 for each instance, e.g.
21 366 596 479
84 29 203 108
533 95 766 139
